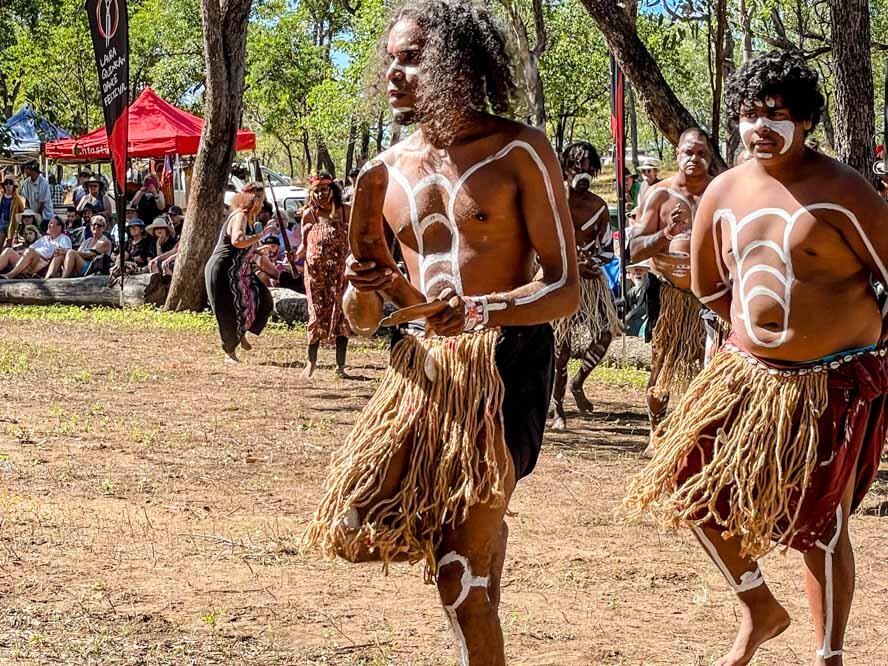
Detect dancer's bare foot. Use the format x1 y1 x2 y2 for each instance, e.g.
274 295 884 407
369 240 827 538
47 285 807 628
642 431 657 458
301 361 316 379
240 335 252 351
335 366 349 379
551 415 566 431
225 351 240 364
716 596 790 666
570 381 594 414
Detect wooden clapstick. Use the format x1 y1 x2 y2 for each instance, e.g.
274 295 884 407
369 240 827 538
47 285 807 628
343 160 425 337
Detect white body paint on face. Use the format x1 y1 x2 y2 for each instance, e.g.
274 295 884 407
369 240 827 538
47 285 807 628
385 140 569 309
438 551 490 666
715 203 888 349
692 525 765 593
388 62 419 77
571 173 592 190
739 118 795 157
814 506 844 660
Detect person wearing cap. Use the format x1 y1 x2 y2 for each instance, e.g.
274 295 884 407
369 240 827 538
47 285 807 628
131 175 166 223
114 218 154 273
253 235 289 288
0 175 25 249
72 169 93 207
145 217 178 275
47 214 112 279
20 162 53 224
75 174 113 215
0 215 72 278
637 157 662 208
167 205 185 236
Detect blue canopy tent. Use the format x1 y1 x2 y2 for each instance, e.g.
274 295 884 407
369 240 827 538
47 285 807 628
3 105 71 162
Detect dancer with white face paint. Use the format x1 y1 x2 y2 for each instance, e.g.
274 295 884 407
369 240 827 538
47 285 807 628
626 50 888 666
304 3 579 665
628 128 715 454
549 141 622 431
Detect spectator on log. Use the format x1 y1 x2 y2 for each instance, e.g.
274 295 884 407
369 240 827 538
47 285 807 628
118 218 154 273
20 162 53 227
1 175 25 249
0 215 71 278
145 217 178 277
13 224 41 252
64 206 86 246
47 215 112 279
131 175 166 223
167 205 185 236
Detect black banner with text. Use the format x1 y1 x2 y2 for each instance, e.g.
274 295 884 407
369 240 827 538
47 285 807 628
85 0 129 194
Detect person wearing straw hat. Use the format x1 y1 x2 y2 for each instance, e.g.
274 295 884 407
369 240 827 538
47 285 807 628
75 174 114 215
637 156 662 208
0 175 25 249
145 217 178 274
549 141 621 431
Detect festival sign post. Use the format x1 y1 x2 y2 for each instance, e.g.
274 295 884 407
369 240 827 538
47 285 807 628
85 0 129 301
610 53 628 359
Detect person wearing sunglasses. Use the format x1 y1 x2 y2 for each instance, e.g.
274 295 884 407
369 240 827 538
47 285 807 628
47 214 112 278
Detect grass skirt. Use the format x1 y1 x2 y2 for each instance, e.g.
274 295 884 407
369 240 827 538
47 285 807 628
552 271 622 351
304 328 508 580
625 348 829 559
651 284 705 399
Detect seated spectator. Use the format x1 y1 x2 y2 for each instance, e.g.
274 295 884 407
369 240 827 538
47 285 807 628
47 215 112 279
1 175 25 249
72 169 92 207
145 217 178 276
114 218 154 273
13 224 41 251
76 175 114 215
167 205 185 236
254 236 285 287
131 176 166 223
0 216 72 278
64 206 86 246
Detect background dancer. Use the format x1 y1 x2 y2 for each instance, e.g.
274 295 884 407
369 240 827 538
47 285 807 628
305 2 578 664
297 174 351 379
550 141 621 431
628 128 713 452
204 182 275 363
626 51 888 666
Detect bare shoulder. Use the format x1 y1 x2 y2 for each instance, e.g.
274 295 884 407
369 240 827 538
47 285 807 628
643 178 675 207
811 152 877 205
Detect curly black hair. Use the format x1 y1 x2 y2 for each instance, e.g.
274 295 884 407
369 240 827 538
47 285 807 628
385 0 518 140
726 50 825 133
561 142 602 178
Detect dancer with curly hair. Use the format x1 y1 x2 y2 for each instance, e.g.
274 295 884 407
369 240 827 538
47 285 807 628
626 51 888 666
304 2 579 663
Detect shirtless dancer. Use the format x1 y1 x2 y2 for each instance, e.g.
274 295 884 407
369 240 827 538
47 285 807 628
629 129 713 448
550 141 621 431
304 2 578 664
627 51 888 666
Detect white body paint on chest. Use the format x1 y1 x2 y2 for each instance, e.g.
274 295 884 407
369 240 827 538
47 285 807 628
385 140 568 306
739 117 795 159
715 203 888 349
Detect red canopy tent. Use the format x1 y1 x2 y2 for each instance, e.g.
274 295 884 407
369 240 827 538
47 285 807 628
45 87 256 160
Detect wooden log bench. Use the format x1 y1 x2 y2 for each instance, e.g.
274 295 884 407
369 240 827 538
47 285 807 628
0 273 169 307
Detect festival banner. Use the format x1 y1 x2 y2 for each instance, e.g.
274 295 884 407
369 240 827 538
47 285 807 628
85 0 129 196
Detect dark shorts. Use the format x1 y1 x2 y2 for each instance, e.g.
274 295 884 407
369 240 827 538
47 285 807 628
393 324 554 480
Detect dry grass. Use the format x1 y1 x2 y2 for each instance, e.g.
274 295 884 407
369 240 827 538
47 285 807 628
0 305 885 665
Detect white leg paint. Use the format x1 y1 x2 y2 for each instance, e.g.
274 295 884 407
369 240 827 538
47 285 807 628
814 506 844 660
438 551 490 666
692 526 765 593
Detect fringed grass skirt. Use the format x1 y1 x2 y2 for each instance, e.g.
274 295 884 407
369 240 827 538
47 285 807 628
553 271 622 352
304 328 509 580
626 339 888 558
651 284 706 399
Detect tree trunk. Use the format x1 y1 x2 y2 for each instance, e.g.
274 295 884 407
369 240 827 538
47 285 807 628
523 52 547 128
711 0 727 149
580 0 727 170
359 122 371 164
301 128 313 176
375 109 385 154
164 0 253 312
344 118 357 176
828 0 875 177
316 136 336 176
739 0 754 62
723 29 740 165
628 85 639 168
821 97 836 151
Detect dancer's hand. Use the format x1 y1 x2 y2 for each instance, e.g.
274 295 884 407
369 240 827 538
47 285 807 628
426 288 466 336
665 204 691 239
345 254 397 292
578 259 601 279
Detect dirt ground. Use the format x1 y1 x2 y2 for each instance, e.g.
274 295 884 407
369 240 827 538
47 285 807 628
0 307 886 665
